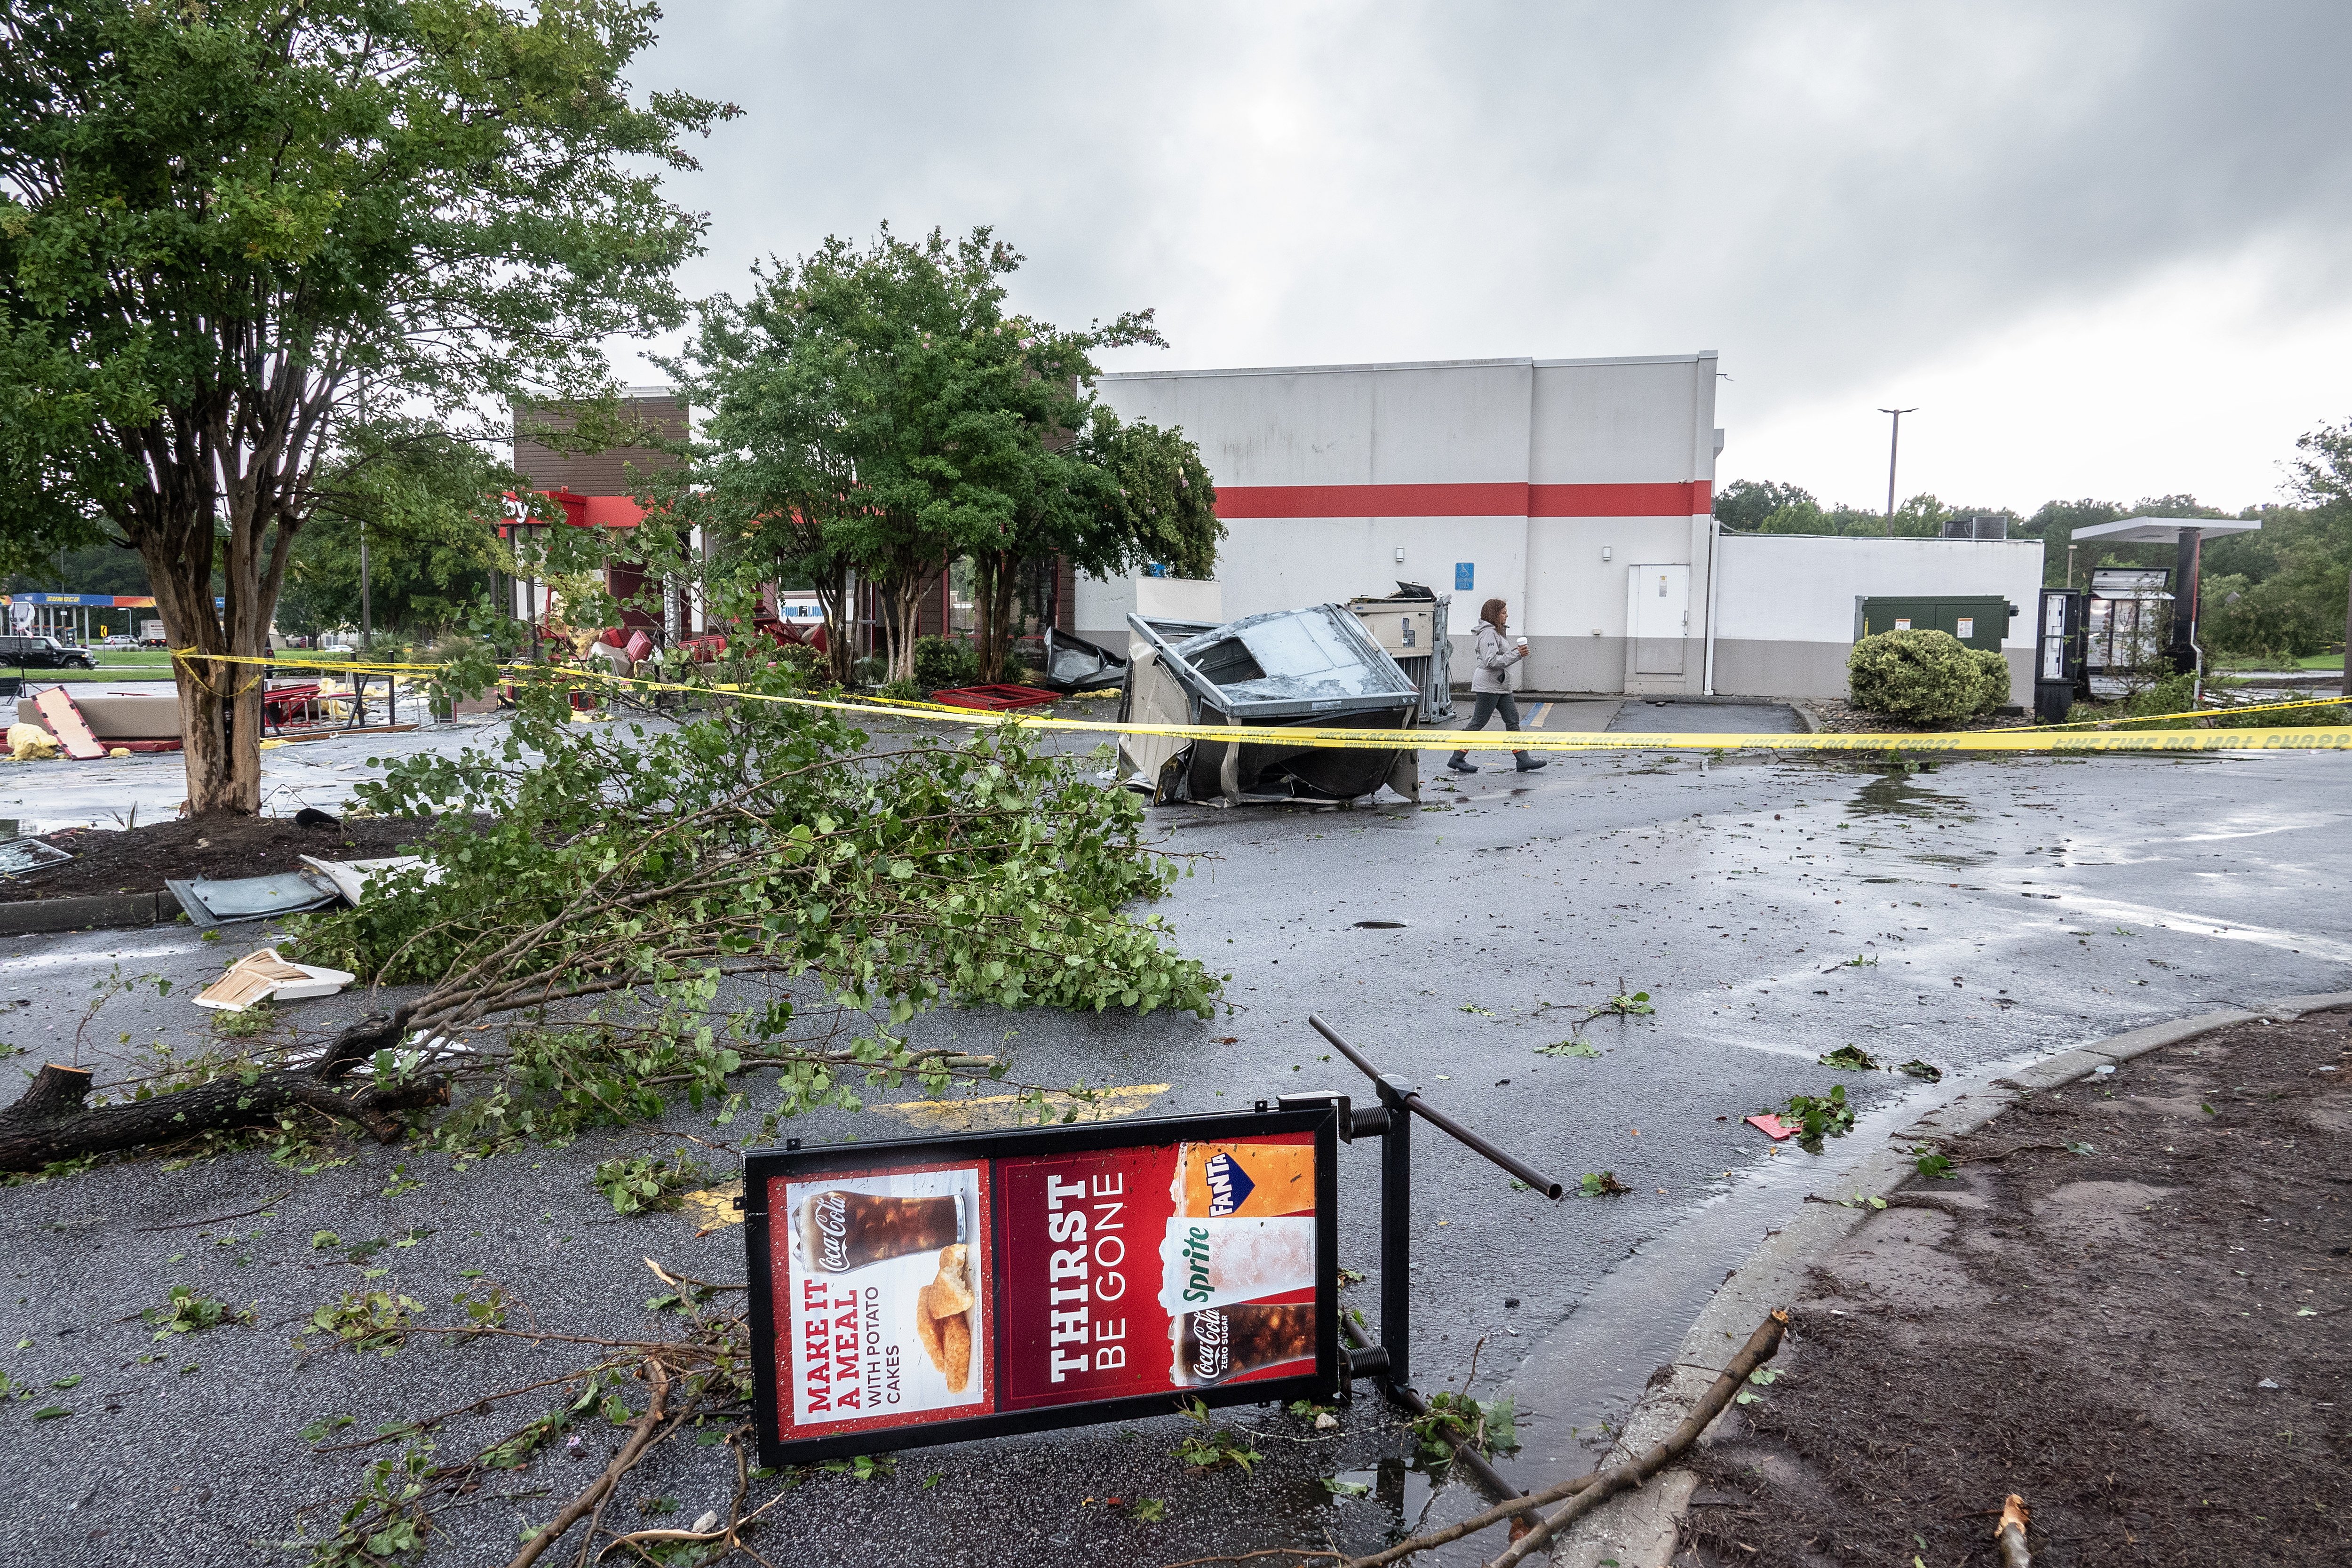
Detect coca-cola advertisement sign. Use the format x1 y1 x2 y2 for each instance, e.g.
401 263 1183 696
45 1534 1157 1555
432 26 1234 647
748 1110 1336 1463
771 1162 991 1442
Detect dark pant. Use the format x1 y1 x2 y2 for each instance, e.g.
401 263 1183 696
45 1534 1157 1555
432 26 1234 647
1453 692 1523 753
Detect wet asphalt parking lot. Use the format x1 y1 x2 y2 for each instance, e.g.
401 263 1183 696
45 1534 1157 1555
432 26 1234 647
1 714 2348 1566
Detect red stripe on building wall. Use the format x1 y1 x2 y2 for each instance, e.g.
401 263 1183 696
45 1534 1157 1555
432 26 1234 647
1530 481 1710 517
1212 480 1708 519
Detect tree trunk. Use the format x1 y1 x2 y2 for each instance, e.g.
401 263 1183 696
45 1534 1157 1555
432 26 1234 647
133 455 298 818
0 1012 439 1173
811 561 855 686
973 550 1023 684
2342 567 2350 700
879 551 951 684
172 656 269 815
973 552 1002 683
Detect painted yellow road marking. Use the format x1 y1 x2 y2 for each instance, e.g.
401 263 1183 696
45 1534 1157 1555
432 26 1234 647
869 1082 1171 1133
679 1181 744 1233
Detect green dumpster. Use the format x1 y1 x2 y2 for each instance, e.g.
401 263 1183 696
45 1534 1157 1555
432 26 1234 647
1854 596 2015 650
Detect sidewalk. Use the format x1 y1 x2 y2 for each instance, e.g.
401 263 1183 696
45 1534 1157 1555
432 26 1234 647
1432 696 1803 735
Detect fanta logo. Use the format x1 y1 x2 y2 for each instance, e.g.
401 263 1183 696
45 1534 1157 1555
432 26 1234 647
1204 1152 1255 1216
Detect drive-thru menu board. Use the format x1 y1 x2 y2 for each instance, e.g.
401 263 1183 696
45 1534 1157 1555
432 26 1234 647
747 1108 1338 1463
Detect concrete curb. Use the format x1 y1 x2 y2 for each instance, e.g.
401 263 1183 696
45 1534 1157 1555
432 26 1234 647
1542 992 2352 1568
0 891 174 936
1479 691 1807 710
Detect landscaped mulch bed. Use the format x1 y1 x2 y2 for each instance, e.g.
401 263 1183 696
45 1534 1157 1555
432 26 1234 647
2 816 443 902
1800 697 2034 735
1677 1009 2350 1567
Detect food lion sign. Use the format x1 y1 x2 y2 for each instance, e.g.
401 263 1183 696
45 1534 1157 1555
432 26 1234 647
745 1108 1339 1462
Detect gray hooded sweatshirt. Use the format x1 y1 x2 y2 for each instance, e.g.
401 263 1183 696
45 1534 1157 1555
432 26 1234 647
1470 621 1517 694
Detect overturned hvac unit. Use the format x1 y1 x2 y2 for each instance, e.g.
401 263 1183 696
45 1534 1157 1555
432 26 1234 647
1119 604 1424 806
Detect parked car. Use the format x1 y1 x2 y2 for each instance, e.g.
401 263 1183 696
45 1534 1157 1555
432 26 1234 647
0 635 97 670
100 634 137 649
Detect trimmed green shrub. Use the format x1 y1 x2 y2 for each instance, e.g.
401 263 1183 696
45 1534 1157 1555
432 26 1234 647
1847 629 2005 723
1968 646 2012 711
912 635 981 692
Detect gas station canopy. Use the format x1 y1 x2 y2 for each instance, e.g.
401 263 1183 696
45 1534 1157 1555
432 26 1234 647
2071 516 2263 544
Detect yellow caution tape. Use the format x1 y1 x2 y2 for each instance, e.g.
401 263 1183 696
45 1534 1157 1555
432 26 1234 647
172 649 2352 754
2009 692 2349 730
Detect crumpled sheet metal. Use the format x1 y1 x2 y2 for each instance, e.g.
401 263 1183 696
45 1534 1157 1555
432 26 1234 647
165 853 437 927
0 834 71 878
1168 604 1419 712
166 868 342 927
1122 604 1422 806
1041 627 1128 693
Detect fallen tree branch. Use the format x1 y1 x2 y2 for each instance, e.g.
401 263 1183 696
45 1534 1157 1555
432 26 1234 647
133 1187 295 1231
1994 1493 2032 1568
0 1013 440 1172
318 1362 639 1453
1483 1308 1789 1568
1341 1308 1788 1568
506 1359 672 1568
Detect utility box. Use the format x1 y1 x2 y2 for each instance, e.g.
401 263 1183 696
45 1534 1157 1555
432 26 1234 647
1346 583 1453 720
2034 588 2089 722
1941 514 2010 540
1854 596 2016 650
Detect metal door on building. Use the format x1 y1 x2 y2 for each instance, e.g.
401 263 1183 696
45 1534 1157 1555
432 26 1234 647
1627 565 1689 676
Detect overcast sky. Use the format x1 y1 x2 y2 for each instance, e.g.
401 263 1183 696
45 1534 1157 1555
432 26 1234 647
616 1 2352 516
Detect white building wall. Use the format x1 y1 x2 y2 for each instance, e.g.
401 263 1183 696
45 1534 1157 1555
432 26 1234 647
1087 354 1719 695
1711 534 2047 700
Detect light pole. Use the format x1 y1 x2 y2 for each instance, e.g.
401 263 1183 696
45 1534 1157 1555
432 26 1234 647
359 519 373 653
1878 406 1917 537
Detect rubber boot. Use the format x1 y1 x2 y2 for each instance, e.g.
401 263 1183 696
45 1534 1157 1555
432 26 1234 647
1515 750 1548 771
1446 752 1478 774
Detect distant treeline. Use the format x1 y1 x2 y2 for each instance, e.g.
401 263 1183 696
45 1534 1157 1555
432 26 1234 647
1715 419 2351 661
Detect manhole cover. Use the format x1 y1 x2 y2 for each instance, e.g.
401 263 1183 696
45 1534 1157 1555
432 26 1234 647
1352 920 1408 929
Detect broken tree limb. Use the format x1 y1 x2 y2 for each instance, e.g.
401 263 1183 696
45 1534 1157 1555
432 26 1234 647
12 1063 93 1119
0 1011 429 1171
506 1359 671 1568
1995 1494 2032 1568
1483 1308 1789 1568
1343 1308 1789 1568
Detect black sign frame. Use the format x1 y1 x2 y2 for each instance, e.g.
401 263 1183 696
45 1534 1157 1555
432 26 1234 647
745 1106 1340 1465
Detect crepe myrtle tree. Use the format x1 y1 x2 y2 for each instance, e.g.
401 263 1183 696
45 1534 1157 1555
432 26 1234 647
0 663 1221 1173
643 253 877 687
0 0 731 814
649 227 1167 684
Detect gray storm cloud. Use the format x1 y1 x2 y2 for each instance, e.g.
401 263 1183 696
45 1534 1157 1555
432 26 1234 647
624 1 2352 439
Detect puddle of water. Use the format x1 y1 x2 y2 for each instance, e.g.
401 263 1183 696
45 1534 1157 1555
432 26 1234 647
1501 1041 2058 1490
1847 774 1972 820
1305 1459 1498 1566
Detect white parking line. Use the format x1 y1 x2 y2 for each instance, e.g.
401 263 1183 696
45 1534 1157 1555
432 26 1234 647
1995 888 2352 964
0 942 203 972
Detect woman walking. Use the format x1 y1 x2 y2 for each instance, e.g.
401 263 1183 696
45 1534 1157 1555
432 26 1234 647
1447 597 1547 774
